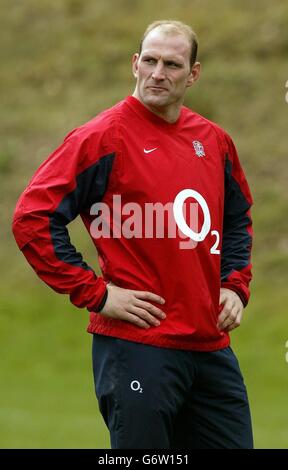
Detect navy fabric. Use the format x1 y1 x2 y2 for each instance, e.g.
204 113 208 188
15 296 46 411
221 155 252 281
92 334 253 449
49 153 115 269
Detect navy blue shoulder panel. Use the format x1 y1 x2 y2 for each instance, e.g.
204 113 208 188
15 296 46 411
221 155 252 280
49 153 115 269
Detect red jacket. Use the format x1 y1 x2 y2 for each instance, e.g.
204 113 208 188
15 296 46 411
12 96 253 351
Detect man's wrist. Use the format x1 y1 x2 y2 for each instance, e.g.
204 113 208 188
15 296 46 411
221 285 247 307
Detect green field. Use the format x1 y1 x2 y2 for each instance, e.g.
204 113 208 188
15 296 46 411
1 0 288 448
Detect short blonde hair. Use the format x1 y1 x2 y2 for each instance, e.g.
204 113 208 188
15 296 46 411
139 20 198 67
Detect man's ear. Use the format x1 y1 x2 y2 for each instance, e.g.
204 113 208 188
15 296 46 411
132 53 139 79
186 62 201 88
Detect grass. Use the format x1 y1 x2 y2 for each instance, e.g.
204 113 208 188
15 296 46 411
233 276 288 448
0 278 110 449
1 0 288 448
1 270 287 448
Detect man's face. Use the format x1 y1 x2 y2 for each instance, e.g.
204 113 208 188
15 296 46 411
132 29 199 112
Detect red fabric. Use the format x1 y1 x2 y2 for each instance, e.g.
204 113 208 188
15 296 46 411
13 96 253 351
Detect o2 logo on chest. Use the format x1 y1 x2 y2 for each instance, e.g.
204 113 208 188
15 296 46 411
173 189 220 254
90 189 220 253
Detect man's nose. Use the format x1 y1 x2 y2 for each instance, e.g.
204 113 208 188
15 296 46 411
151 62 165 80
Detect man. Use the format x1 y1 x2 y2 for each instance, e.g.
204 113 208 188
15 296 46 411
12 20 253 449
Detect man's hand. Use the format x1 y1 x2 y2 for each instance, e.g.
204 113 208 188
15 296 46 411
99 283 166 329
217 288 244 332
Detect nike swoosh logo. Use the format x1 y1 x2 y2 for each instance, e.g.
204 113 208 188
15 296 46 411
144 147 158 154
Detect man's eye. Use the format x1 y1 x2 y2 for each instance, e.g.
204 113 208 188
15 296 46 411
167 62 180 68
144 58 156 64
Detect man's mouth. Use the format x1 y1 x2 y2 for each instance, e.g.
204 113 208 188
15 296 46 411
147 86 168 91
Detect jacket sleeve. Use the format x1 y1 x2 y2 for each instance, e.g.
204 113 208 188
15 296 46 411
12 126 116 312
220 133 253 307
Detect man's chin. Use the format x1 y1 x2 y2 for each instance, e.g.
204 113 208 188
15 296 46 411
142 94 169 109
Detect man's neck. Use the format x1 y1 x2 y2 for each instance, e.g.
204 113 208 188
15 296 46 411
132 91 181 124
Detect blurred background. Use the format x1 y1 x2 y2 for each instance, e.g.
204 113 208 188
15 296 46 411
1 0 288 448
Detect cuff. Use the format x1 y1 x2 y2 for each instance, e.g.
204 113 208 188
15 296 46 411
96 288 108 312
87 283 108 312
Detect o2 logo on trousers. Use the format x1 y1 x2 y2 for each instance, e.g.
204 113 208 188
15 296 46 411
130 380 143 393
173 189 220 254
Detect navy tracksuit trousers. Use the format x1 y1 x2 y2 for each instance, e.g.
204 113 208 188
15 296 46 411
92 334 253 449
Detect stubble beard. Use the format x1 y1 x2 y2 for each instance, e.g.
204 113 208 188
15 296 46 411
140 86 174 111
